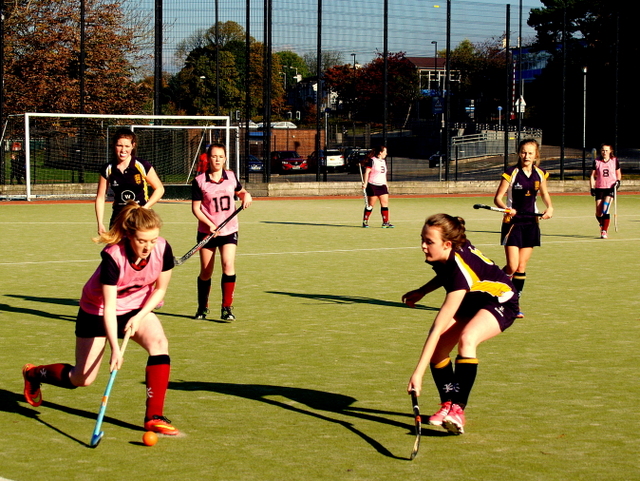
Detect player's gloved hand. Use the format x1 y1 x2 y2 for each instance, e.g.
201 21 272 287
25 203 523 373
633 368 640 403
590 188 596 196
615 180 620 190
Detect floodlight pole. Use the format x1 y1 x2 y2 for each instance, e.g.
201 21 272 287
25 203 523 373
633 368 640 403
154 0 162 116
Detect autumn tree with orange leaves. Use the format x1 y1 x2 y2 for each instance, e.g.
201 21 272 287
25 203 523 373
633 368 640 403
2 0 152 115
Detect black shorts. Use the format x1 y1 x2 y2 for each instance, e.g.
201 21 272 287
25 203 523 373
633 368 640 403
454 292 519 332
197 231 238 249
365 183 389 197
594 187 615 200
75 308 141 338
501 222 541 248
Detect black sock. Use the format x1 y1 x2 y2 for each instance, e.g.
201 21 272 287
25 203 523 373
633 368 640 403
197 277 211 310
452 356 478 408
512 272 526 296
430 358 455 403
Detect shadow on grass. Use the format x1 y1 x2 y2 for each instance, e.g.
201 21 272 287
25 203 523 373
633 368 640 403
0 294 77 322
169 381 449 460
261 221 362 228
266 291 438 311
0 388 141 447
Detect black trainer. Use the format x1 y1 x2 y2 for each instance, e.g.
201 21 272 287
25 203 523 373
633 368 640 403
221 306 235 321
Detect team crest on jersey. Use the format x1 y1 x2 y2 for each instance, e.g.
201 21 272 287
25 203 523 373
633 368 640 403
534 181 540 190
514 182 523 190
134 174 142 184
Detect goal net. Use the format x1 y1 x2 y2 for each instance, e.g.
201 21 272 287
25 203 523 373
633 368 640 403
1 113 238 200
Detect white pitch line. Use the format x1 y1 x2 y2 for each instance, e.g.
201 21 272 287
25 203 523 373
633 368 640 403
1 237 638 266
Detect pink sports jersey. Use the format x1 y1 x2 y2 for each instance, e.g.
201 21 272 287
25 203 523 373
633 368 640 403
193 170 241 236
366 156 387 186
80 238 168 315
592 157 619 189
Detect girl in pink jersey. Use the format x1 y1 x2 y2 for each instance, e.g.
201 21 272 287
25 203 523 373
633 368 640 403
192 143 252 321
22 203 180 436
589 144 621 239
362 145 394 228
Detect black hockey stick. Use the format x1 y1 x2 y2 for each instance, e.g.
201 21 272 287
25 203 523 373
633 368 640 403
473 203 543 216
174 205 244 266
410 390 421 460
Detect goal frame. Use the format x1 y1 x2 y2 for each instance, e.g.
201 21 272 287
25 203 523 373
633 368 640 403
20 113 233 201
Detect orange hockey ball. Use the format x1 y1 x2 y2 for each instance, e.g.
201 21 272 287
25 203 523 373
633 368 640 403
142 431 158 446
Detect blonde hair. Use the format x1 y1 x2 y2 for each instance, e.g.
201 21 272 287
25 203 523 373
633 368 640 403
424 213 467 250
94 201 162 245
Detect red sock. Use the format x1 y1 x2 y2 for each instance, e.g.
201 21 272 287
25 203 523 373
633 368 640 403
32 363 76 389
221 274 236 308
381 207 390 223
145 356 170 420
603 217 610 231
363 207 373 221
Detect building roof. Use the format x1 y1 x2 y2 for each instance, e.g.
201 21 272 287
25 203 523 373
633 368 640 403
406 57 447 69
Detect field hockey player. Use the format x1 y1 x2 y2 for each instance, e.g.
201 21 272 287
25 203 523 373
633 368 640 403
493 138 553 318
22 202 179 436
589 143 621 239
403 214 519 435
191 142 252 321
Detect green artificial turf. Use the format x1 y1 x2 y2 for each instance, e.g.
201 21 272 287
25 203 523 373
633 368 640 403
1 194 639 481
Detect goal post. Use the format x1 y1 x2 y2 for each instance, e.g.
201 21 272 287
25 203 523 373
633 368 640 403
2 113 237 201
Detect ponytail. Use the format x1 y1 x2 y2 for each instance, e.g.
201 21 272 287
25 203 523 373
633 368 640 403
424 213 467 250
94 201 162 245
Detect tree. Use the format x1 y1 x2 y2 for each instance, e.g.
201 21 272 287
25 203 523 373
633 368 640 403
526 0 637 144
275 51 309 90
448 38 508 123
168 22 285 118
303 51 344 73
324 51 418 125
2 0 151 115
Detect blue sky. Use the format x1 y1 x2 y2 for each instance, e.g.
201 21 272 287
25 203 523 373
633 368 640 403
135 0 544 72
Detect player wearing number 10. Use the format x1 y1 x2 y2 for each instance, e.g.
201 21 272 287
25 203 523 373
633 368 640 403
192 143 252 321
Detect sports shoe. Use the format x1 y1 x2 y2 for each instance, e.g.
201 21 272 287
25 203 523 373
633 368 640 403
362 221 369 228
194 308 209 320
516 311 525 319
22 364 42 407
221 306 235 321
601 230 608 239
428 401 452 426
382 222 395 228
443 403 465 435
144 415 180 436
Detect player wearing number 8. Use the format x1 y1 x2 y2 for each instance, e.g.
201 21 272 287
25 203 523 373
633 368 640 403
589 144 621 239
192 143 252 321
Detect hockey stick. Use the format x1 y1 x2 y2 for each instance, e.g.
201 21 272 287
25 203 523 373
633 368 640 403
89 329 132 448
174 205 244 266
409 390 421 460
613 185 618 232
358 163 370 209
473 203 543 216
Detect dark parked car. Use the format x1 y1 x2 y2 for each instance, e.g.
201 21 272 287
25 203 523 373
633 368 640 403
429 152 443 168
246 155 264 173
270 151 308 173
346 148 369 174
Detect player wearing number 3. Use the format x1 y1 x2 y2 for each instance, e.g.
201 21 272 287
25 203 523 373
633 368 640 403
589 144 621 239
192 143 252 321
403 214 519 434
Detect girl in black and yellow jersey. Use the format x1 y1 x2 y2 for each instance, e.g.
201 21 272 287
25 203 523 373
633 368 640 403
493 139 553 318
403 214 519 435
